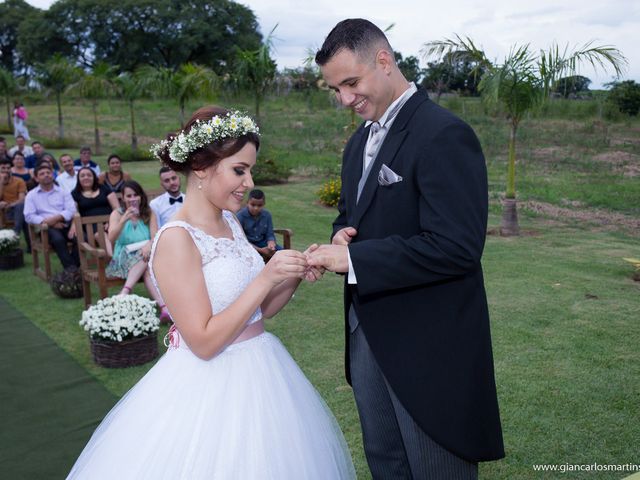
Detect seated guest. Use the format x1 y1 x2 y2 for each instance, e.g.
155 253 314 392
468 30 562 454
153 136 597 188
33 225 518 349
11 151 35 190
72 166 119 218
8 135 34 158
106 181 166 320
37 152 60 174
56 154 78 192
25 141 58 172
74 146 101 175
0 137 12 162
236 189 282 261
0 159 30 251
149 166 184 228
23 163 79 271
98 154 131 194
69 167 119 251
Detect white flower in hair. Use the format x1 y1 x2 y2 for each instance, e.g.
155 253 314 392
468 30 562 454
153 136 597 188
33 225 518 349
150 110 259 163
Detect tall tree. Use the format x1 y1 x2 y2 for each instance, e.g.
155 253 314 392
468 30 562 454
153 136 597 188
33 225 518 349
114 72 147 149
36 54 81 140
68 62 117 154
606 80 640 116
17 0 262 73
139 63 217 127
394 52 424 84
420 52 484 101
0 0 38 73
0 68 17 130
553 75 592 98
423 36 627 235
235 26 277 117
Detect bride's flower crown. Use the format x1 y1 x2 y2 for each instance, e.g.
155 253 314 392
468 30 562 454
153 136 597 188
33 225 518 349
151 111 260 163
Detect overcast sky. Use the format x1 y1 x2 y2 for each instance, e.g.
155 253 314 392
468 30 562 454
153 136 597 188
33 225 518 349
26 0 639 89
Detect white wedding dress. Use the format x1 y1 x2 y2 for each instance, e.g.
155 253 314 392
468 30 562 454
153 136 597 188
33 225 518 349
67 211 355 479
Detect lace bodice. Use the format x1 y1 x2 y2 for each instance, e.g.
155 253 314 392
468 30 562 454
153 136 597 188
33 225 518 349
149 211 265 330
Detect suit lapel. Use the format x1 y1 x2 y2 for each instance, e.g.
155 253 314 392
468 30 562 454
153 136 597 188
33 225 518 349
345 124 369 226
351 89 430 228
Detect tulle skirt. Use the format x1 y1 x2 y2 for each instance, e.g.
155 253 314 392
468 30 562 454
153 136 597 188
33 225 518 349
67 332 355 479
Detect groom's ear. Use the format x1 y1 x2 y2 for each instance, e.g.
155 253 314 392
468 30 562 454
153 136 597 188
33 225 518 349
375 49 394 74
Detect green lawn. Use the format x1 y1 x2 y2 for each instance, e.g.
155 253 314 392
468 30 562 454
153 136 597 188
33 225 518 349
1 93 639 478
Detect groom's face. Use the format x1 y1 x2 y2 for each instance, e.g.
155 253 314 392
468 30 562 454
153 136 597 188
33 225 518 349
320 48 394 122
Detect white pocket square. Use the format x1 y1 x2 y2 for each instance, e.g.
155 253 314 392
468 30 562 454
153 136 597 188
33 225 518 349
378 164 403 186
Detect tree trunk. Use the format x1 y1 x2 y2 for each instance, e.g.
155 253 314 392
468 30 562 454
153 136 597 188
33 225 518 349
129 99 137 150
5 95 13 132
501 121 520 236
506 121 518 199
56 92 64 140
500 198 520 236
254 89 261 118
5 96 11 131
92 100 100 155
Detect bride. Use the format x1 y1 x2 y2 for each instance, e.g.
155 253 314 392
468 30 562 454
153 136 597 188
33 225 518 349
67 106 355 479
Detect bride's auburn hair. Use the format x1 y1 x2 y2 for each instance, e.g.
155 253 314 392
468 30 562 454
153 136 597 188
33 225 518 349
158 105 261 174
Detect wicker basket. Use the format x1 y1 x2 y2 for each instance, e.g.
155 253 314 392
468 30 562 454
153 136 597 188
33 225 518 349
90 332 159 368
0 248 24 270
50 270 83 298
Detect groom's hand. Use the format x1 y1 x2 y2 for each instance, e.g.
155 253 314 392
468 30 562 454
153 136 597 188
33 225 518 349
332 227 357 246
302 244 325 282
307 244 349 273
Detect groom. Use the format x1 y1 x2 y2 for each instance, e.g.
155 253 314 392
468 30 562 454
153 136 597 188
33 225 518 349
308 19 504 478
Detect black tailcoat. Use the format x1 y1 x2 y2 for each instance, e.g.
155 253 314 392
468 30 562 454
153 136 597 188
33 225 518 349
334 89 505 462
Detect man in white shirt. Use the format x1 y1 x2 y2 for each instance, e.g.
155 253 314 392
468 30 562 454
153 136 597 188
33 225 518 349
149 166 184 228
56 154 78 193
8 135 34 158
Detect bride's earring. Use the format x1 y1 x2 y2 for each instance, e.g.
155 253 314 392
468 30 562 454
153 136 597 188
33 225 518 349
198 181 202 190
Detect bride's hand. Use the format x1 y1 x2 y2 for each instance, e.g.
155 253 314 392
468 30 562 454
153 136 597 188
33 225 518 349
261 250 308 285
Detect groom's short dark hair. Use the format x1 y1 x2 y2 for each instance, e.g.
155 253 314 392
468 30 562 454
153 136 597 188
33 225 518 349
315 18 392 66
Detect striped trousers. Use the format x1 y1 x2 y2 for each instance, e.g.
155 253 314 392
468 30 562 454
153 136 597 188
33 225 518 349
349 307 478 479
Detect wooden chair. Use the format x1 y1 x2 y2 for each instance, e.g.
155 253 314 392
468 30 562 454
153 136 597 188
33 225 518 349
73 213 124 307
28 223 53 281
274 228 293 249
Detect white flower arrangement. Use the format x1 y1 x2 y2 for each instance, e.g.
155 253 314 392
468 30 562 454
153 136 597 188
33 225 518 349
80 294 160 342
150 110 259 163
0 229 20 255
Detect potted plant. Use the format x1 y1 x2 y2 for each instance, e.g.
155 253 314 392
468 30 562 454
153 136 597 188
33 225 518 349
0 229 24 270
80 294 160 368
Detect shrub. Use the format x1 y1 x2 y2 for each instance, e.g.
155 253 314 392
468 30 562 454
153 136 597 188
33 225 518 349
252 157 291 185
38 136 82 149
606 80 640 116
317 177 341 207
111 145 156 163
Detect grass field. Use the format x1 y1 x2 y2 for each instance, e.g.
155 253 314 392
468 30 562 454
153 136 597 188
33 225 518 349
1 92 639 479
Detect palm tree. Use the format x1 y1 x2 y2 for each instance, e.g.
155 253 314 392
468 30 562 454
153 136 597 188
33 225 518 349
68 62 117 154
422 36 627 235
36 54 80 140
0 68 17 131
114 71 147 150
235 26 277 117
139 63 217 127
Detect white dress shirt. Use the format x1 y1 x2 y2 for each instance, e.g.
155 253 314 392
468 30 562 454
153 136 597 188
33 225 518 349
57 171 78 193
150 191 185 228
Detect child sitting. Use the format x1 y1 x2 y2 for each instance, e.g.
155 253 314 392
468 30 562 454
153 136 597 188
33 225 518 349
236 189 282 261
